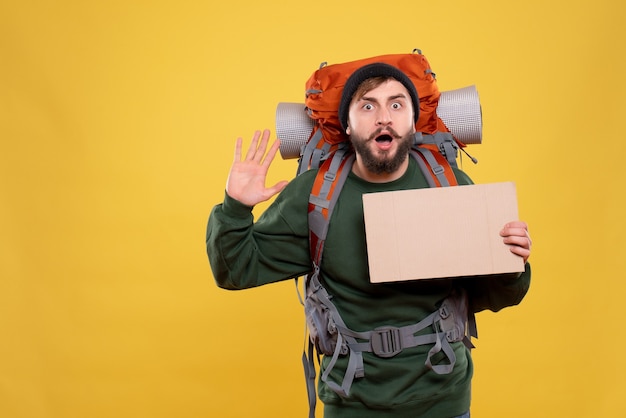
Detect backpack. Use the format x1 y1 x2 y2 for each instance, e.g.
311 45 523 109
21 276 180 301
275 49 481 418
275 49 482 173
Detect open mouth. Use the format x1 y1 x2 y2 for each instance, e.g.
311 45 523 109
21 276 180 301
375 134 393 143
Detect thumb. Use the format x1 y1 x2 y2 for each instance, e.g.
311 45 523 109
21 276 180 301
266 180 289 198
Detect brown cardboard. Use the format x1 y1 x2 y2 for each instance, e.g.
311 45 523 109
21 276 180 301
362 182 524 283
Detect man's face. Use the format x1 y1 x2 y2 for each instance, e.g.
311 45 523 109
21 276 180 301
346 79 415 177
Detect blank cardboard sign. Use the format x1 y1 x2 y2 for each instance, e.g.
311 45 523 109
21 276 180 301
362 182 524 283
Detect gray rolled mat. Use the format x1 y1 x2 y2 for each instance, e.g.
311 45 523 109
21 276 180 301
275 102 315 160
436 85 482 145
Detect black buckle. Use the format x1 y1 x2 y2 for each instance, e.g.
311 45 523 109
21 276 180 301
370 326 402 358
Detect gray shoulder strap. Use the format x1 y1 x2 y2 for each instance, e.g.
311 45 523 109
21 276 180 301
411 147 453 187
308 150 354 263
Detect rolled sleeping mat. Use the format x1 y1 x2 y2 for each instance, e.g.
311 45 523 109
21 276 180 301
276 85 482 160
435 85 482 146
275 102 315 160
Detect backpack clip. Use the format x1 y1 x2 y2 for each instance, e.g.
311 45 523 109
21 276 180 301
323 171 336 182
432 164 445 176
370 326 403 358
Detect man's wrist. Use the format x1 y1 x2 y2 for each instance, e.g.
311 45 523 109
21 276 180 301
223 191 254 216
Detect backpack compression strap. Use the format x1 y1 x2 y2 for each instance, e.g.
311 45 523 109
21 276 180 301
298 129 330 175
298 128 352 175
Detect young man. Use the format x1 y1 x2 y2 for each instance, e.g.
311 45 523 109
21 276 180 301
206 63 532 417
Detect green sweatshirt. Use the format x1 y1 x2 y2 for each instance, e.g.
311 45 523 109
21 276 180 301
206 157 531 417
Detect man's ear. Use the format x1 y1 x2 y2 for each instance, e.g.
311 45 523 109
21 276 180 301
346 125 351 135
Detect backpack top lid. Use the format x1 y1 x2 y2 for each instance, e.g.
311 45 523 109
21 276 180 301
304 51 441 146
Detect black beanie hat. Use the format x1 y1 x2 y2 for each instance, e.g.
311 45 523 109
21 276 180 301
338 62 420 132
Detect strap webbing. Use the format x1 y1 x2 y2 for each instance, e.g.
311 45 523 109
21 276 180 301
302 342 317 418
298 129 329 175
304 271 462 402
413 147 452 187
417 131 459 169
411 149 437 188
308 151 355 264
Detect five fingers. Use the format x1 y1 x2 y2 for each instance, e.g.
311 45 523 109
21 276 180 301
234 130 281 167
227 129 287 206
240 129 274 163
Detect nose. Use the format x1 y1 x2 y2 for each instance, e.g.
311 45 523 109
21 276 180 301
376 107 392 126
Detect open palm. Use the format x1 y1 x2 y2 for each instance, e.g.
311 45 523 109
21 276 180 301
226 129 289 207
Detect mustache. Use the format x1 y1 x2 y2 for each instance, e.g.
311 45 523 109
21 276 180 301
368 126 402 141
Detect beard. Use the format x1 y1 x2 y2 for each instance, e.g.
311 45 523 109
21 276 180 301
349 127 413 175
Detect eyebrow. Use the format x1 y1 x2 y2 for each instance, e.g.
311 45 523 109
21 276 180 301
359 93 409 103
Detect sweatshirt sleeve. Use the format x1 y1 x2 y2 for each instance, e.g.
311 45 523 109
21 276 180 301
205 179 313 290
466 263 532 313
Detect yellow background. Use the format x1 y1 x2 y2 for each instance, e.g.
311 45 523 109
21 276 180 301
1 0 624 417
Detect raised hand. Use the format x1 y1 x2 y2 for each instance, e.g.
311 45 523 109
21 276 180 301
500 221 532 264
225 129 289 207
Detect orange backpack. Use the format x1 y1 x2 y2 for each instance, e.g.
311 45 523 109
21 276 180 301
276 48 481 178
303 50 458 163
